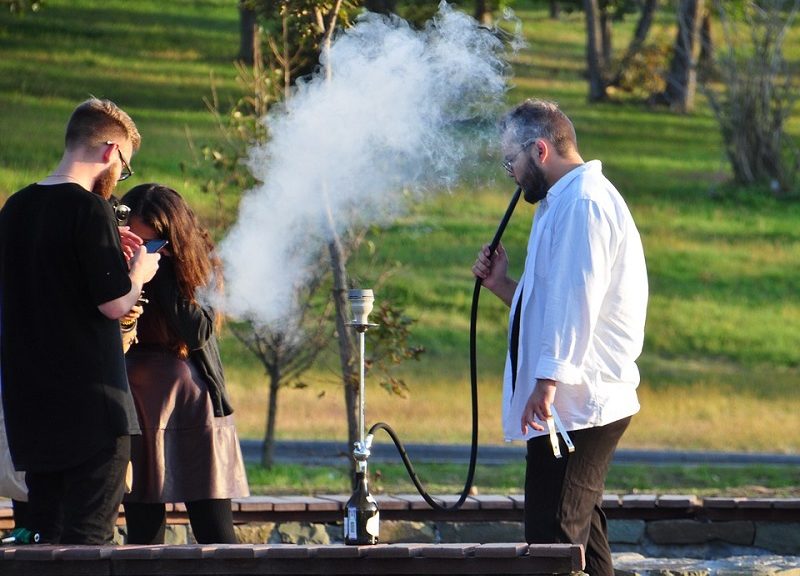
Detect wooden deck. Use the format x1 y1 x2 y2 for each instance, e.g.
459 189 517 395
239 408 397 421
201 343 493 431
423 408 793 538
0 542 585 575
1 494 799 574
2 493 799 531
210 493 800 524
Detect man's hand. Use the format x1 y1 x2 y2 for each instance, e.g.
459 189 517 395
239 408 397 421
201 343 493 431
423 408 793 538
98 247 159 321
521 378 557 435
129 245 160 287
472 242 516 306
118 226 143 262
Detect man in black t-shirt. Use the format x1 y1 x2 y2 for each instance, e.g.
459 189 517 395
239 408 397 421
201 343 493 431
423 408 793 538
0 98 161 544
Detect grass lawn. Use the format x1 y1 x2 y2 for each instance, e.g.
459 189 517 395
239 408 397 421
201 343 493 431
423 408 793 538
1 0 799 496
244 460 800 498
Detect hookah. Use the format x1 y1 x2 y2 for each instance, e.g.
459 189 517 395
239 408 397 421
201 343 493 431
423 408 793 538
343 289 380 545
343 185 574 545
342 186 522 544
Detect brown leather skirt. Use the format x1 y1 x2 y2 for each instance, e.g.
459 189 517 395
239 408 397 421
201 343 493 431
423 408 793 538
124 347 249 503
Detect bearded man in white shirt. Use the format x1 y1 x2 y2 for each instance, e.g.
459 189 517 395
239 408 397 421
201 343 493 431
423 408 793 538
472 99 648 576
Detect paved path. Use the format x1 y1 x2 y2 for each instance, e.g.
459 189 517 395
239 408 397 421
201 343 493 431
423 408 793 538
241 439 800 466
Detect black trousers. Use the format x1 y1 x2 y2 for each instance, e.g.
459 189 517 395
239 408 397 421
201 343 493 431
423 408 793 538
11 499 28 528
123 499 237 544
525 417 631 576
25 435 130 544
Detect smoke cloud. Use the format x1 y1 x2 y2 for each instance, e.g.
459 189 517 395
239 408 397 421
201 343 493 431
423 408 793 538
219 3 512 327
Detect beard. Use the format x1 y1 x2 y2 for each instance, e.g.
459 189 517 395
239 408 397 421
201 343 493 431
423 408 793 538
521 161 549 204
92 166 118 200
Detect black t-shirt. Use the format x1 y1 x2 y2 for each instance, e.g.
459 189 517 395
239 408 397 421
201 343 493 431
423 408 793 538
0 183 140 472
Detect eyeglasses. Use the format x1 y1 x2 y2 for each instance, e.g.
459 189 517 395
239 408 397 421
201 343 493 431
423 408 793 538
502 138 537 175
106 141 134 181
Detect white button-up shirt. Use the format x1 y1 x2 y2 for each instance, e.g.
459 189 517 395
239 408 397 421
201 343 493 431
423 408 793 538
503 160 648 442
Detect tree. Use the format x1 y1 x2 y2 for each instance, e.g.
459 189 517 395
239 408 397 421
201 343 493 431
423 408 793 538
238 1 258 64
226 1 365 463
200 5 341 467
659 0 706 112
574 0 656 101
474 0 494 25
704 0 800 194
584 0 608 101
242 1 358 100
212 0 426 474
228 271 332 467
698 8 714 75
200 41 319 468
200 37 274 230
314 0 369 471
610 0 660 88
363 303 424 399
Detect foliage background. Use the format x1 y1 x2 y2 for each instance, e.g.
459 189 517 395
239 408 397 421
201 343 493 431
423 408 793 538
0 0 799 455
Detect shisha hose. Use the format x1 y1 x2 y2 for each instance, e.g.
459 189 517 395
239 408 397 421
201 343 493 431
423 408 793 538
368 186 523 510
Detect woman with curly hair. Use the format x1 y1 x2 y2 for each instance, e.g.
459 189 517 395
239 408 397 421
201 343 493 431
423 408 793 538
119 184 248 544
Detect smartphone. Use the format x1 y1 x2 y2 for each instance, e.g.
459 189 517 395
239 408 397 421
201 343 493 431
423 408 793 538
144 239 168 253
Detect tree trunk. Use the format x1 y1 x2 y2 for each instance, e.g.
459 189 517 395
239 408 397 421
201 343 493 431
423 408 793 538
238 1 257 64
610 0 659 87
328 238 358 472
549 1 561 19
317 0 357 482
632 0 659 49
364 0 396 14
584 0 607 101
474 0 492 26
262 364 280 468
600 7 613 72
281 9 292 101
662 0 705 112
698 9 713 79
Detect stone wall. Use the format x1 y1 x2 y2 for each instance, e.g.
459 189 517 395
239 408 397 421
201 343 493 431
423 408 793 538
118 517 800 557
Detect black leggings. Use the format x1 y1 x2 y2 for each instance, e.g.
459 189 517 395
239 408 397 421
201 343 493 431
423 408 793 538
123 499 237 544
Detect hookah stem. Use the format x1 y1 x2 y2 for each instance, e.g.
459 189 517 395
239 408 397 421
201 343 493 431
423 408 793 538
359 331 366 448
368 186 523 511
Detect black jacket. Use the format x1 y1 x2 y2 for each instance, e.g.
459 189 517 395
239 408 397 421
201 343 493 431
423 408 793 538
139 256 233 417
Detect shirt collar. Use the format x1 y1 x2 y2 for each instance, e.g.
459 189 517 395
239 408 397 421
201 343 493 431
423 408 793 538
546 160 601 202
